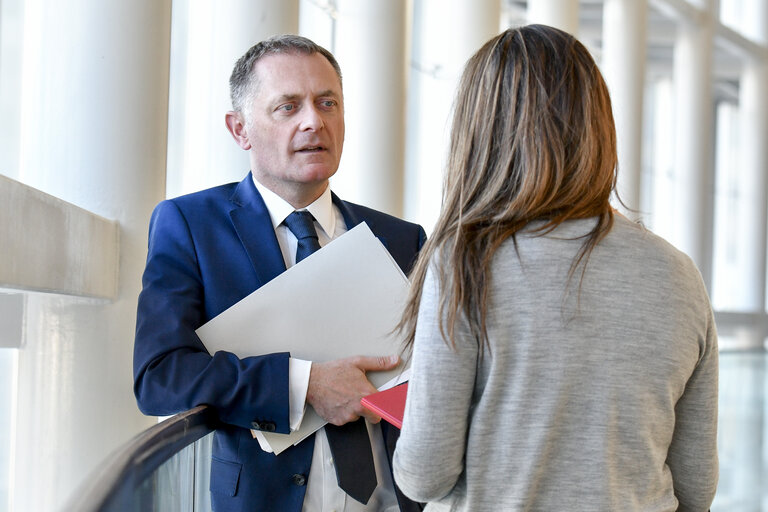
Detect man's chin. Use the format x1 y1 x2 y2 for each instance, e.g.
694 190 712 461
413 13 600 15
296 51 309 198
295 164 339 183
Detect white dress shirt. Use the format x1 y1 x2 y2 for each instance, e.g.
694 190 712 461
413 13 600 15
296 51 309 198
252 178 400 512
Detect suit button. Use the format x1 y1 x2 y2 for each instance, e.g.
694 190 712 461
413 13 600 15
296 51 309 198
251 421 262 430
263 422 276 432
292 473 307 486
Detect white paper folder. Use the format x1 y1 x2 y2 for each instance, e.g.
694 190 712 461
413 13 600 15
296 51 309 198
195 222 410 454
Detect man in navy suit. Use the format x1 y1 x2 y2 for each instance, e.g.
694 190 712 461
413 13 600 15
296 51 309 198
133 35 426 512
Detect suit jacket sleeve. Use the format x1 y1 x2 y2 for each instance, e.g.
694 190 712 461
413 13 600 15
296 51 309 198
133 199 291 433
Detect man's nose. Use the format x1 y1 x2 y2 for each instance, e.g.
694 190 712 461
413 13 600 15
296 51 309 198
299 105 324 131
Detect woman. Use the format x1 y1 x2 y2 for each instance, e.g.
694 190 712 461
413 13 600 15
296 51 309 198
392 25 718 511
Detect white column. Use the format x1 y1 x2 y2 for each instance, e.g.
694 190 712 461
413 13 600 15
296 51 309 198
404 0 501 230
0 0 24 179
744 0 768 45
166 0 299 198
299 0 335 49
332 0 408 216
739 0 768 313
526 0 579 34
13 0 171 510
648 77 677 241
601 0 647 217
672 3 716 287
738 62 768 312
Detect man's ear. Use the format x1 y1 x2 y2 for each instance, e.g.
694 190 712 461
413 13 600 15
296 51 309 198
225 111 252 150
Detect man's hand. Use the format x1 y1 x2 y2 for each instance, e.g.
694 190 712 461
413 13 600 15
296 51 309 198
307 354 400 426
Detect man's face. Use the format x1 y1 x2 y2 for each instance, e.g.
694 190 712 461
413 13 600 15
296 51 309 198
240 52 344 206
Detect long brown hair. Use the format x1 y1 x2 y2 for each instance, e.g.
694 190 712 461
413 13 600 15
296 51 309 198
401 25 618 353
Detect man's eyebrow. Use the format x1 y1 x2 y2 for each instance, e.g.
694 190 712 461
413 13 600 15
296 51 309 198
316 89 340 99
273 90 340 102
275 93 301 102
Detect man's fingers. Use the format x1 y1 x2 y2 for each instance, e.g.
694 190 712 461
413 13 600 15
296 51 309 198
353 354 400 371
360 410 383 424
307 355 401 425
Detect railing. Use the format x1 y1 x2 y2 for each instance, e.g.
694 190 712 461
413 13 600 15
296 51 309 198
64 405 219 512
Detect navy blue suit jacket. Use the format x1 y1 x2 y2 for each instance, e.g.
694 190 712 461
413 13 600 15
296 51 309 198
134 174 426 512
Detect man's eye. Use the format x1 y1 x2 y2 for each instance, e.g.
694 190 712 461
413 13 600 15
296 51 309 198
321 100 336 108
279 104 295 112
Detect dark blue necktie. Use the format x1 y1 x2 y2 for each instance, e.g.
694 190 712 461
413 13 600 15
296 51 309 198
282 210 378 504
283 210 322 263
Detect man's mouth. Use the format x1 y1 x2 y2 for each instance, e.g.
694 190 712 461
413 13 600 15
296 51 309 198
296 145 325 153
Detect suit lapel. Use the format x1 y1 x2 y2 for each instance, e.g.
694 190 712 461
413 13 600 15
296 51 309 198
332 192 391 251
229 174 287 287
332 192 361 229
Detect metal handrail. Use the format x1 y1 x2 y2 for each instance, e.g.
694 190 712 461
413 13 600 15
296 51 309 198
64 405 219 512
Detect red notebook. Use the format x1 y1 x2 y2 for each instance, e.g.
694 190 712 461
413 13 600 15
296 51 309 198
361 382 409 429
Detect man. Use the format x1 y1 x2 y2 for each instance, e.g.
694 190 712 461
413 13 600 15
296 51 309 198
133 35 426 512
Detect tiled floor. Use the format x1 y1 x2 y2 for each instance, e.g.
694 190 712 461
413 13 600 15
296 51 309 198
712 350 767 511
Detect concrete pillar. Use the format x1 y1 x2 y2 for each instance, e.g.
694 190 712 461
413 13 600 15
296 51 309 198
744 0 768 45
672 3 716 288
299 0 335 50
0 176 119 298
601 0 648 217
526 0 579 35
648 77 676 239
166 0 299 198
738 61 768 312
12 0 171 509
0 0 24 179
712 101 740 310
332 0 408 216
404 0 501 230
738 0 768 313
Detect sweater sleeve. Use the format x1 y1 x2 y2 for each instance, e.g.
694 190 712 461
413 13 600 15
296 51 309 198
666 295 719 511
393 265 479 503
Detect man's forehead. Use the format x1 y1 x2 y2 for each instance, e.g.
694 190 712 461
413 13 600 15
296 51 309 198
252 52 342 95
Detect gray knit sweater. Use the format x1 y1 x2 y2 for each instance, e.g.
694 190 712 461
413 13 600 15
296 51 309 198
393 215 718 511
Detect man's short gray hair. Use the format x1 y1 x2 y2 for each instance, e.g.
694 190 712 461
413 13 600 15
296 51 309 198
229 34 343 113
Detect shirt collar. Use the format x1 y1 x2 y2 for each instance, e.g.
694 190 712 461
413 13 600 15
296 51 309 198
252 177 336 238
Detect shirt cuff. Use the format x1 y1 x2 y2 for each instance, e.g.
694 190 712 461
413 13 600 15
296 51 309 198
289 357 312 432
252 431 274 453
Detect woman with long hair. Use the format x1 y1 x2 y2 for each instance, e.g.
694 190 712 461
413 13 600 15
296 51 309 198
392 25 718 511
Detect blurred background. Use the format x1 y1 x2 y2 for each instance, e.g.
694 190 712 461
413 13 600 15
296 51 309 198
0 0 765 510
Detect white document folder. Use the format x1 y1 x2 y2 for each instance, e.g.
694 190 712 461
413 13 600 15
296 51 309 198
195 222 410 454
